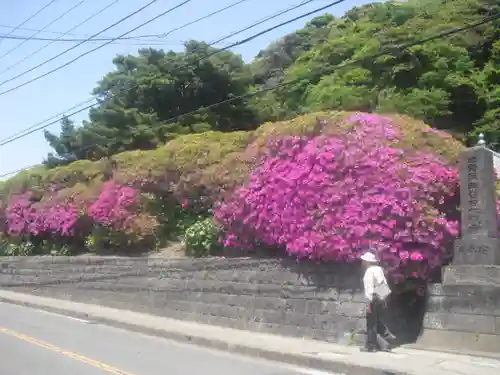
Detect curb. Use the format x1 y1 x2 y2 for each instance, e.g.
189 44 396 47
0 296 409 375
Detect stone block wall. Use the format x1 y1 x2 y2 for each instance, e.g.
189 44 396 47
2 256 498 352
0 256 368 344
421 281 500 352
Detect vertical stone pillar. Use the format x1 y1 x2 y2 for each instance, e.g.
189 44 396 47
425 137 500 354
452 146 500 265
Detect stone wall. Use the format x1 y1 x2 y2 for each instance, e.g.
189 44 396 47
1 256 498 352
0 256 368 344
422 267 500 353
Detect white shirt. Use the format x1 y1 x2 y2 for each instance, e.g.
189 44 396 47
363 265 391 301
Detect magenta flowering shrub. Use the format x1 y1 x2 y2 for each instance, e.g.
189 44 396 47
2 180 155 253
214 113 461 280
88 181 138 231
5 193 79 237
4 194 32 236
87 181 158 250
31 202 80 236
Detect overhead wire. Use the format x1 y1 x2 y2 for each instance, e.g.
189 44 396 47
0 98 97 145
0 25 166 42
0 0 313 98
0 23 155 40
0 0 87 62
0 0 319 143
0 0 322 100
208 0 316 48
0 0 252 144
0 0 251 44
0 0 187 94
0 0 124 77
0 0 315 58
0 12 498 178
0 0 58 40
0 25 167 42
1 6 497 162
159 0 251 39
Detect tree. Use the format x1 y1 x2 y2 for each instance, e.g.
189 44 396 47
252 0 499 143
45 42 258 163
45 0 500 165
44 116 80 167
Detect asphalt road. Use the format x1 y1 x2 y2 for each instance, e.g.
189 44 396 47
0 302 335 375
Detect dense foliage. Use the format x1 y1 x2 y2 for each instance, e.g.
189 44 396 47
184 217 221 257
43 42 256 166
0 0 498 280
0 111 466 263
214 114 460 280
43 0 499 166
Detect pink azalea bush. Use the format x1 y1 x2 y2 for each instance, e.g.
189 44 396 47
88 181 158 246
6 193 79 237
214 113 461 280
3 181 151 252
88 181 138 231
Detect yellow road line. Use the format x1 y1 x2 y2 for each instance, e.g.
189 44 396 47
0 327 137 375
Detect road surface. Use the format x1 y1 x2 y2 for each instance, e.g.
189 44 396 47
0 301 335 375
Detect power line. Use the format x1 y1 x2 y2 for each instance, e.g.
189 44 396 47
0 0 87 62
0 0 58 39
160 0 251 38
115 12 500 135
0 0 314 46
0 0 191 95
209 0 315 47
0 0 251 44
1 13 498 179
0 24 151 40
0 0 325 146
0 0 314 96
0 98 96 149
207 0 329 58
0 31 192 44
0 98 97 145
0 24 168 42
0 0 124 77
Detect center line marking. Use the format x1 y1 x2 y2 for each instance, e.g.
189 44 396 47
0 327 136 375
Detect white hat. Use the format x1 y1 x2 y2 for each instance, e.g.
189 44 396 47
360 252 377 263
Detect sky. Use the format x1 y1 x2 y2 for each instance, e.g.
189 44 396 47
0 0 372 178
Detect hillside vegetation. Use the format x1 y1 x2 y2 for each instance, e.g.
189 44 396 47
0 0 497 278
39 0 498 167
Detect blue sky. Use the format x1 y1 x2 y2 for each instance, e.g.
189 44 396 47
0 0 371 177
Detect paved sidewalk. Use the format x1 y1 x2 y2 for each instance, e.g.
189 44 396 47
0 290 499 375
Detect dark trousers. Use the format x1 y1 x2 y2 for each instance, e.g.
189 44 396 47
366 295 391 349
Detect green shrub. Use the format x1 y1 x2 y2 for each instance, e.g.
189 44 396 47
184 217 220 257
1 240 36 256
0 111 467 257
112 130 252 188
35 240 64 256
0 159 111 201
0 240 9 256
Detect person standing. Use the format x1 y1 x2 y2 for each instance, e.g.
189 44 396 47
360 251 395 352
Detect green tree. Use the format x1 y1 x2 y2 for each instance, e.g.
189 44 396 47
45 42 257 163
45 0 500 163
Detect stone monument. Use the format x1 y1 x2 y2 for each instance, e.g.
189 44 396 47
451 133 500 266
443 133 500 285
422 134 500 353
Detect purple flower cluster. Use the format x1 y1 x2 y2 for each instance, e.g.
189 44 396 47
1 112 493 279
4 181 139 240
88 181 138 230
214 113 461 279
6 193 79 237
